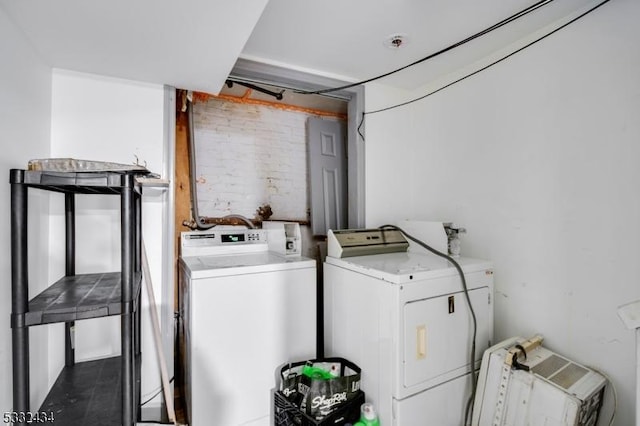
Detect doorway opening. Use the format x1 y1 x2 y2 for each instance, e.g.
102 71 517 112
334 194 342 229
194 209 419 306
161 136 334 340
227 58 366 231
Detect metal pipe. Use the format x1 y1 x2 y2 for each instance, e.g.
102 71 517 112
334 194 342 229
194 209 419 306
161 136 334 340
226 80 284 100
186 94 215 230
186 95 256 230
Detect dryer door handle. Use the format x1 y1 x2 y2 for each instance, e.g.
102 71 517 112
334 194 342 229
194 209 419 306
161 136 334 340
416 325 427 360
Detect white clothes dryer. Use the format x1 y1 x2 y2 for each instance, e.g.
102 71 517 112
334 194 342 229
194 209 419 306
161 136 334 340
323 228 494 426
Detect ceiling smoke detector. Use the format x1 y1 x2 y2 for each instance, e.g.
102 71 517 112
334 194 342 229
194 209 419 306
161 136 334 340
384 33 409 49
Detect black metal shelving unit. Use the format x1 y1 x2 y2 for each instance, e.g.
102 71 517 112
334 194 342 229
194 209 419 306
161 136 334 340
10 168 144 426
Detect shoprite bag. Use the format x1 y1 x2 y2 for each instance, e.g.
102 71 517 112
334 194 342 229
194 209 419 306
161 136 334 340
280 357 362 420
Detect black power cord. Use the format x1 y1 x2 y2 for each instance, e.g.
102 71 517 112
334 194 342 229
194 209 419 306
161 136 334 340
294 0 556 96
359 0 611 120
137 376 177 425
141 376 175 407
378 225 478 426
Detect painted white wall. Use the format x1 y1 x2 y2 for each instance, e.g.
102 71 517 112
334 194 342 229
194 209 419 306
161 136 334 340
364 0 639 424
49 69 171 415
0 6 52 413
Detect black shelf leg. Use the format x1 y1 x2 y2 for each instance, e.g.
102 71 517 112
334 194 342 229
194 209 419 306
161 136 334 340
11 171 30 425
121 313 134 426
65 194 76 366
134 192 142 421
121 176 135 426
11 327 29 425
64 322 75 367
135 292 142 422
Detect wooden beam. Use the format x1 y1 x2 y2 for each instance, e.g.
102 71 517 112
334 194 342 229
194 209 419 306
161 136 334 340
174 90 192 304
193 91 347 120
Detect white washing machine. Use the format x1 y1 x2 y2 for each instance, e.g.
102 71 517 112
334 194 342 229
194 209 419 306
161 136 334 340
178 228 316 426
323 228 494 426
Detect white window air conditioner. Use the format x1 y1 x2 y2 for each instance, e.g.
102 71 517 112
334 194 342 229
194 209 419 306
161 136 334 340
472 335 607 426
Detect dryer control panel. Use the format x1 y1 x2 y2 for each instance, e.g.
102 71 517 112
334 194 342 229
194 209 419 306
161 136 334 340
327 228 409 258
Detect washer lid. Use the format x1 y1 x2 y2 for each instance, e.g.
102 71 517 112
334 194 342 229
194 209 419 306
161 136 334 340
181 252 315 279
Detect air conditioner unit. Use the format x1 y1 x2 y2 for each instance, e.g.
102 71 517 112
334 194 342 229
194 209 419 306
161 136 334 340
472 336 607 426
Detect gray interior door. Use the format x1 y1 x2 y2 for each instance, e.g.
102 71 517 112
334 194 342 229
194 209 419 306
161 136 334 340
308 117 347 236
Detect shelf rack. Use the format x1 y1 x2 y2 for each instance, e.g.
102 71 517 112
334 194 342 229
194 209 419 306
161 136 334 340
10 168 145 426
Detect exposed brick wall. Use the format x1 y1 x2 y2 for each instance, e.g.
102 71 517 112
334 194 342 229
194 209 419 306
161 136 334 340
192 97 343 222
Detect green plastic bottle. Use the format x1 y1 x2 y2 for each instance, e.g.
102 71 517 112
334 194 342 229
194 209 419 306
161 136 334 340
358 403 380 426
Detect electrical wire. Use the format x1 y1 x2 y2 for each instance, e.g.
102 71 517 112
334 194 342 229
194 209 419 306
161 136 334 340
294 0 555 95
378 225 478 426
361 0 611 118
357 113 365 141
141 376 175 407
137 378 181 425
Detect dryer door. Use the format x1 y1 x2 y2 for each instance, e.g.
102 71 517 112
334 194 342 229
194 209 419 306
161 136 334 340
403 286 492 390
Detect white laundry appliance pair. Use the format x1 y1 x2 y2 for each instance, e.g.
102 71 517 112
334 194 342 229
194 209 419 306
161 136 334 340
178 226 316 426
323 225 495 426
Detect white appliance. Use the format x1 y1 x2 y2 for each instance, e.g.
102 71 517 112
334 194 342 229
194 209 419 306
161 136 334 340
617 299 640 426
178 228 316 426
472 336 607 426
263 221 303 257
323 228 494 426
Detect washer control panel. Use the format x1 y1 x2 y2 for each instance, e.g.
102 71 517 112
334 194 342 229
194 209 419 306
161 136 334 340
181 229 268 257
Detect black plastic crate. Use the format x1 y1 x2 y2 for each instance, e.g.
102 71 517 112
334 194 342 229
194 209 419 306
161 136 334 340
274 390 365 426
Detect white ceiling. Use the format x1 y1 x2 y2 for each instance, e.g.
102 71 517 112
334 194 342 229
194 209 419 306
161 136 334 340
1 0 600 94
242 0 601 91
0 0 268 94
